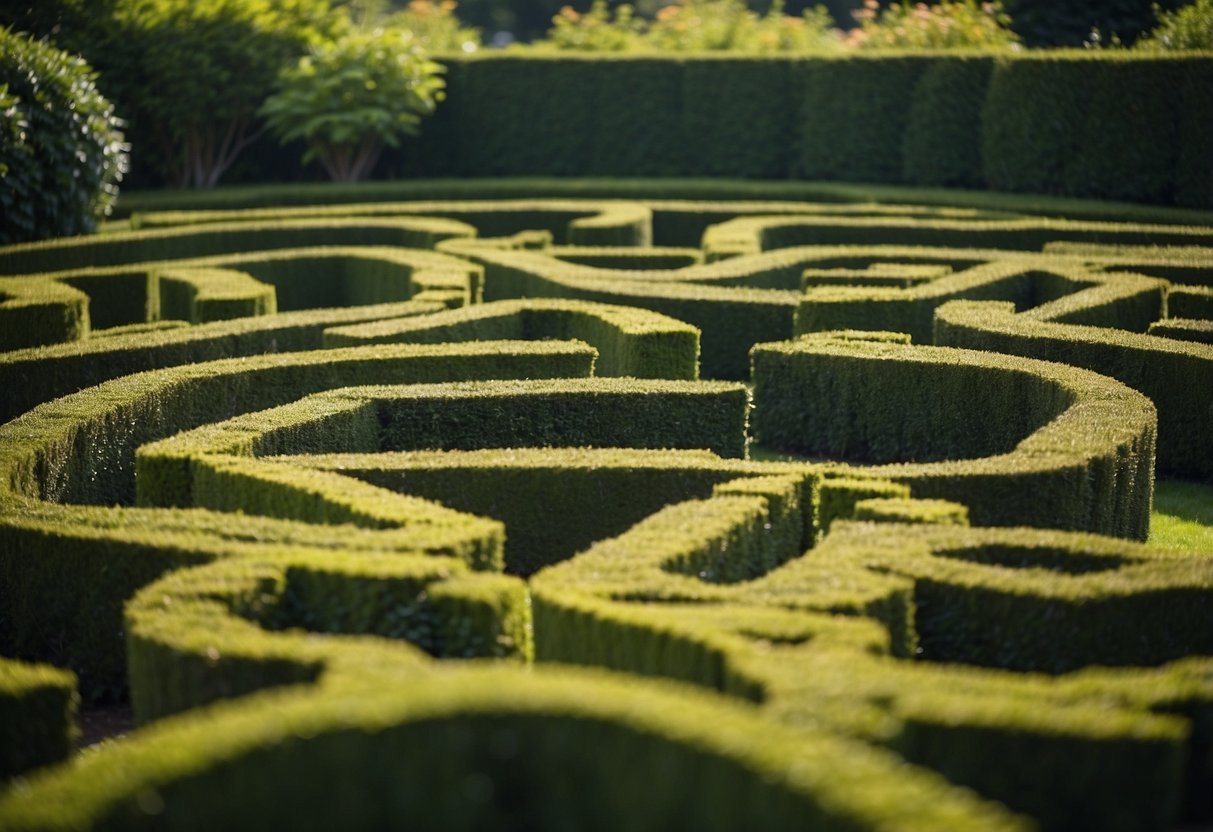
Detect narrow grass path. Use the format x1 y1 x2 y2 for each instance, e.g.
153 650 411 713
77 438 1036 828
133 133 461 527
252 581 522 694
1151 479 1213 554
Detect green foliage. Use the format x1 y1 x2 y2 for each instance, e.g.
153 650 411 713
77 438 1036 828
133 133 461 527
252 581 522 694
936 297 1213 481
546 0 647 51
1137 0 1213 49
386 0 482 51
902 56 994 187
108 0 345 188
261 27 446 181
0 659 78 779
750 331 1157 537
797 55 931 182
980 54 1212 205
0 28 127 245
846 0 1020 49
323 297 702 380
542 0 840 52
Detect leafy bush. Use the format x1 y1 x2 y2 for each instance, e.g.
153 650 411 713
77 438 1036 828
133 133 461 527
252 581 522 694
648 0 839 51
108 0 345 188
543 0 841 53
260 28 446 181
0 27 127 245
387 0 482 52
1137 0 1213 50
546 1 646 51
846 0 1021 49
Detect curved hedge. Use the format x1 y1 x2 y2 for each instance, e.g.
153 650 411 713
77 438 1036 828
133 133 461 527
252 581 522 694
751 331 1157 538
0 658 76 779
323 298 701 379
379 54 1213 208
936 299 1213 481
2 188 1211 831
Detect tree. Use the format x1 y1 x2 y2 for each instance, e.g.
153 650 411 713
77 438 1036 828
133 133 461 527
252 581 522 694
111 0 346 188
0 27 127 244
259 27 445 181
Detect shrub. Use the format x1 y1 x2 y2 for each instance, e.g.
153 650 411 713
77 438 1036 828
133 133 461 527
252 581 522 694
846 0 1021 50
260 27 446 182
546 0 647 51
543 0 841 53
645 0 840 52
1137 0 1213 50
386 0 482 52
0 28 127 245
109 0 344 188
902 56 994 187
0 659 77 779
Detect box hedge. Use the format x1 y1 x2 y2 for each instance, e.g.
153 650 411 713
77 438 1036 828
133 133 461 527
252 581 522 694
936 299 1213 481
0 659 77 780
750 331 1156 538
323 298 700 380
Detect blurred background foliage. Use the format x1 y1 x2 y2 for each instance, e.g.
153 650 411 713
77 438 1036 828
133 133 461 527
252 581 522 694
0 0 1207 199
0 25 127 243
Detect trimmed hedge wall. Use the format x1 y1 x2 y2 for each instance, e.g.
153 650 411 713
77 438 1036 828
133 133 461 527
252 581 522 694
129 199 656 248
374 54 1213 208
324 298 701 380
4 187 1213 830
533 507 1213 830
750 331 1157 538
0 665 1025 832
87 53 1204 207
0 659 77 780
0 243 482 353
0 342 602 700
1150 317 1213 344
936 299 1213 481
0 217 478 276
287 447 782 576
443 236 800 380
982 54 1212 207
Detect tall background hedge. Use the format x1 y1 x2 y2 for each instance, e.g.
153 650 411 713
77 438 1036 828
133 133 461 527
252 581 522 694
386 53 1213 208
2 8 1210 209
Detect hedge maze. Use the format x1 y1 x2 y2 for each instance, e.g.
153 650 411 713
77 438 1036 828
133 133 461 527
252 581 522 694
1 187 1212 830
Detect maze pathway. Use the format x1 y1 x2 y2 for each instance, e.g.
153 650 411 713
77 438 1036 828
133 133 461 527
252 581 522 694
1 195 1211 831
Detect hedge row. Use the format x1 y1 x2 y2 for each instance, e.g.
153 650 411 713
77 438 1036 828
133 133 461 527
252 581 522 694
128 199 656 248
1167 285 1213 318
288 447 784 576
0 244 481 353
701 213 1213 259
125 552 529 723
0 665 1023 831
0 277 90 351
112 178 1213 229
1150 317 1213 344
355 54 1213 208
0 341 602 700
0 659 77 780
935 299 1213 481
532 494 1213 830
0 216 475 277
795 253 1170 344
442 235 801 379
133 378 749 553
750 331 1157 538
323 298 701 380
